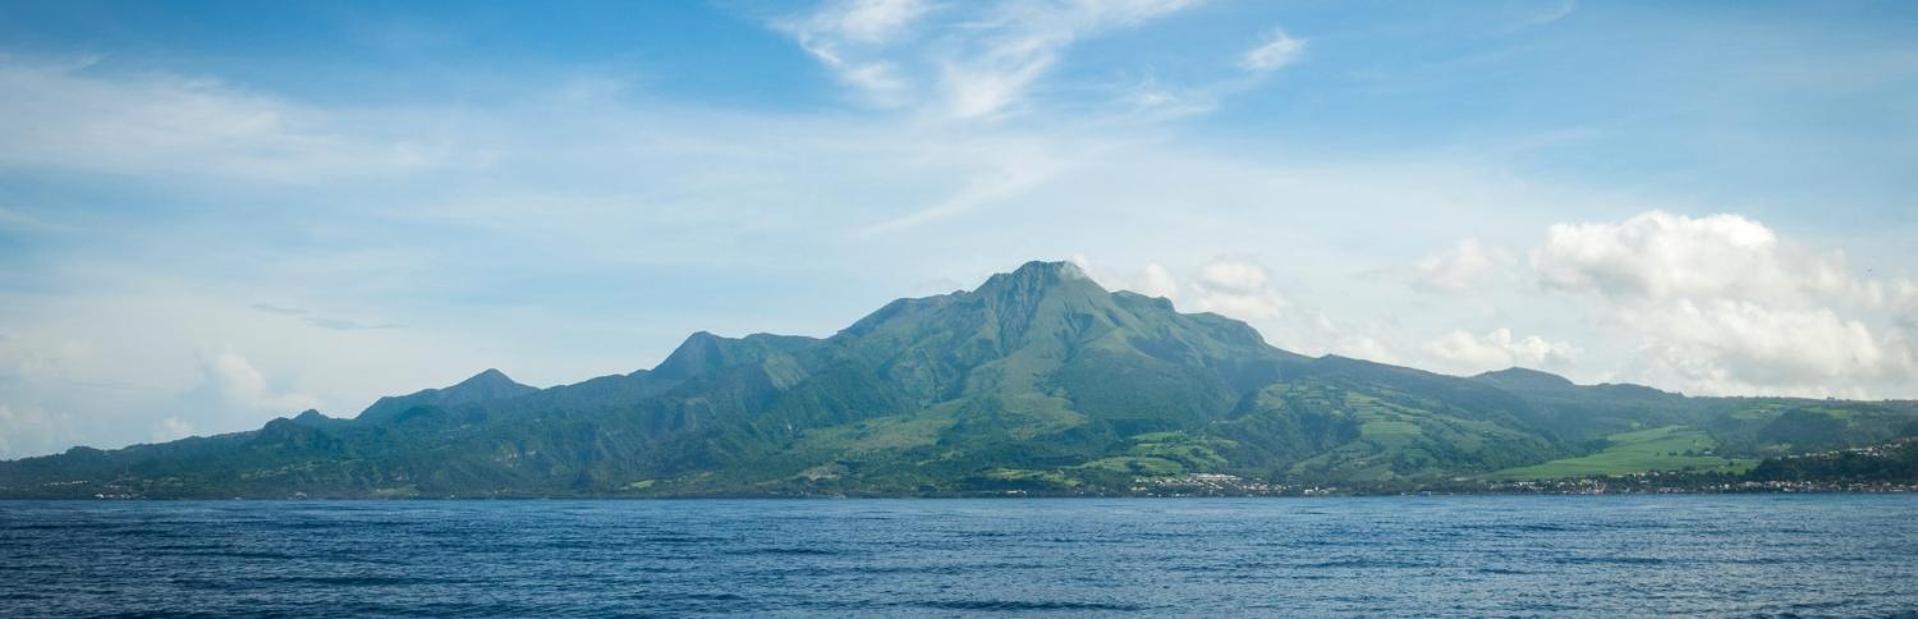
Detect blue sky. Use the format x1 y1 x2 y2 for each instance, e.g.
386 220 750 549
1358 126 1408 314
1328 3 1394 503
1 0 1915 458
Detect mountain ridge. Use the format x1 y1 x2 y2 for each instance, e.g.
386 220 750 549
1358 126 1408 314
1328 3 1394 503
3 260 1915 498
354 368 538 423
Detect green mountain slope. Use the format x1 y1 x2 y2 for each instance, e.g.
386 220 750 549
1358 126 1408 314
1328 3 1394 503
3 261 1915 498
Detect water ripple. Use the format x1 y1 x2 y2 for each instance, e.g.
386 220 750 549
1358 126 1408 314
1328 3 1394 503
2 495 1916 616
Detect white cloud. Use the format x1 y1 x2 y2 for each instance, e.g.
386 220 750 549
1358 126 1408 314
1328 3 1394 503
1538 211 1795 302
1064 255 1291 322
1532 210 1918 396
1067 255 1181 302
155 416 194 442
1265 311 1406 365
855 136 1066 235
0 57 438 182
1103 25 1307 121
1240 29 1306 73
1522 0 1578 28
828 0 931 44
1190 257 1287 319
1413 239 1504 292
937 0 1199 119
1118 77 1220 118
1645 300 1894 391
1135 262 1180 300
781 0 931 107
1331 334 1402 365
0 404 73 459
205 351 323 416
1070 256 1414 364
776 0 1202 120
1423 328 1576 374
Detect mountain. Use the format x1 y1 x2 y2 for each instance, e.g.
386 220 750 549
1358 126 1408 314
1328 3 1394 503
3 260 1916 498
355 368 537 423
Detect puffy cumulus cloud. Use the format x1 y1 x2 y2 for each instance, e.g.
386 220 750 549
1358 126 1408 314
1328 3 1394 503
1413 239 1506 292
1534 211 1878 306
156 416 195 442
205 351 321 414
1134 262 1180 300
1642 300 1897 395
1072 256 1405 362
1067 255 1286 319
1330 336 1400 364
1259 309 1410 366
1531 210 1918 397
1190 257 1287 319
1240 29 1306 73
1068 255 1181 302
1422 328 1576 375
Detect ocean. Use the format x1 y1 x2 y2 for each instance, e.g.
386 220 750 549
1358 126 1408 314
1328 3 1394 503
3 495 1914 616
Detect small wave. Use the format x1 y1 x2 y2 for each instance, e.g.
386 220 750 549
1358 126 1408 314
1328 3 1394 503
1304 558 1438 569
846 564 968 575
633 535 729 545
1553 556 1669 566
643 591 748 602
158 549 299 560
94 527 195 539
906 599 1150 612
1475 566 1532 575
4 523 89 531
723 547 841 556
251 575 464 587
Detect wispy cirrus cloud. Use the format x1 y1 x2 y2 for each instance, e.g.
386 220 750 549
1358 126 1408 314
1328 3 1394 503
775 0 1208 121
249 304 403 331
779 0 933 107
1240 29 1306 73
0 56 442 183
772 2 1321 235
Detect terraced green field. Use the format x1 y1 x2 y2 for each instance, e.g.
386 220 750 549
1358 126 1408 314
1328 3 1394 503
1490 425 1756 480
1077 456 1186 476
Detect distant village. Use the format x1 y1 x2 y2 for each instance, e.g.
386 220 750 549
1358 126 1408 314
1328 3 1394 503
1114 439 1918 497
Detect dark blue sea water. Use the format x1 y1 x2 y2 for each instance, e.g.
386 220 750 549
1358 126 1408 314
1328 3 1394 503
2 496 1915 617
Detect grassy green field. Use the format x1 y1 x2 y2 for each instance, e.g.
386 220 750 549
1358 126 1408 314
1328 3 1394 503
1076 456 1186 476
1126 432 1232 471
982 468 1081 487
1490 425 1756 480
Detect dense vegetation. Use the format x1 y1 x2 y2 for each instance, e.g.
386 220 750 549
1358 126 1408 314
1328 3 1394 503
1745 440 1918 484
3 261 1915 498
